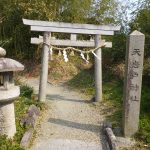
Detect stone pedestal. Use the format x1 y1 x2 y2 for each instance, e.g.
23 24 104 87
0 103 16 138
0 47 24 138
0 86 20 138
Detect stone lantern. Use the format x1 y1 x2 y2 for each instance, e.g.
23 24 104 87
0 47 24 138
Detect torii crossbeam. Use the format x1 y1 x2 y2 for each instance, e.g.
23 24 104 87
23 19 120 102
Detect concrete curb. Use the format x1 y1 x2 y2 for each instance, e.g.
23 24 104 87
20 128 34 149
103 122 119 150
103 123 136 150
105 127 119 150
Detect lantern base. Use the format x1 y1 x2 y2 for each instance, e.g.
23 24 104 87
0 103 16 138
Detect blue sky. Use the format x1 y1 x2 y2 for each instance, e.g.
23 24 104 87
130 0 138 2
119 0 139 17
120 0 138 5
119 0 138 6
119 0 139 22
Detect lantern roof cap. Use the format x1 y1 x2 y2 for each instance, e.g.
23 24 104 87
0 47 6 57
0 58 24 72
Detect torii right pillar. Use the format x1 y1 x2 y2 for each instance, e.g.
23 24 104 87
123 30 145 137
95 35 102 102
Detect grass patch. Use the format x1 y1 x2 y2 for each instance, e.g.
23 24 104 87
68 68 95 95
134 83 150 147
0 84 44 150
48 55 93 84
103 78 123 127
20 85 33 99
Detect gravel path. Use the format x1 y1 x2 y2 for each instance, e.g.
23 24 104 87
22 77 109 150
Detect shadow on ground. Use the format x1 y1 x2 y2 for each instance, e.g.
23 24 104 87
48 118 100 133
48 118 109 150
46 94 93 104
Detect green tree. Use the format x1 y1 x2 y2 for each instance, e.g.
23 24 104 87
89 0 119 25
0 0 121 60
0 0 93 59
57 0 92 23
130 2 150 57
129 0 150 79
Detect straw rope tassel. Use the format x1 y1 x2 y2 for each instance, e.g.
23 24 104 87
86 53 90 61
49 47 53 60
58 50 62 56
63 50 69 62
80 52 89 63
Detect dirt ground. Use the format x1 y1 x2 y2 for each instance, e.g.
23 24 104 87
21 77 110 150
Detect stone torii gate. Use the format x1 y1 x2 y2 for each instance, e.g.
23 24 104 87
23 19 120 102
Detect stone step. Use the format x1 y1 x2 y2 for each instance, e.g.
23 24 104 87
30 139 107 150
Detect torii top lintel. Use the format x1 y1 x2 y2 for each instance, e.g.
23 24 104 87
23 19 121 36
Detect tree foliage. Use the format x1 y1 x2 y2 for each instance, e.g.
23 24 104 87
130 0 150 57
91 0 119 24
0 0 119 60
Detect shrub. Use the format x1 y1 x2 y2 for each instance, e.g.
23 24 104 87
20 85 33 98
0 135 24 150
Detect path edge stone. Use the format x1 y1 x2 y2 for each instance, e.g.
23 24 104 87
103 122 136 150
20 128 34 149
105 127 119 150
20 105 41 149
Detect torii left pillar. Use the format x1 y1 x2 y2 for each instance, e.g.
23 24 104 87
39 32 50 101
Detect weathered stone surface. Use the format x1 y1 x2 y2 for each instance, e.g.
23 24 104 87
0 58 24 72
28 105 40 117
0 47 6 57
20 105 40 149
0 86 20 103
105 127 119 150
20 105 40 127
39 32 50 102
116 137 135 149
94 35 102 102
0 103 16 138
20 128 34 149
123 30 145 137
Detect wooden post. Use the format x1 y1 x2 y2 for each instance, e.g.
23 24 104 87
123 30 145 137
39 32 50 101
95 35 102 102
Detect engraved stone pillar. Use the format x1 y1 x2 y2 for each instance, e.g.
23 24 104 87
123 31 145 137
